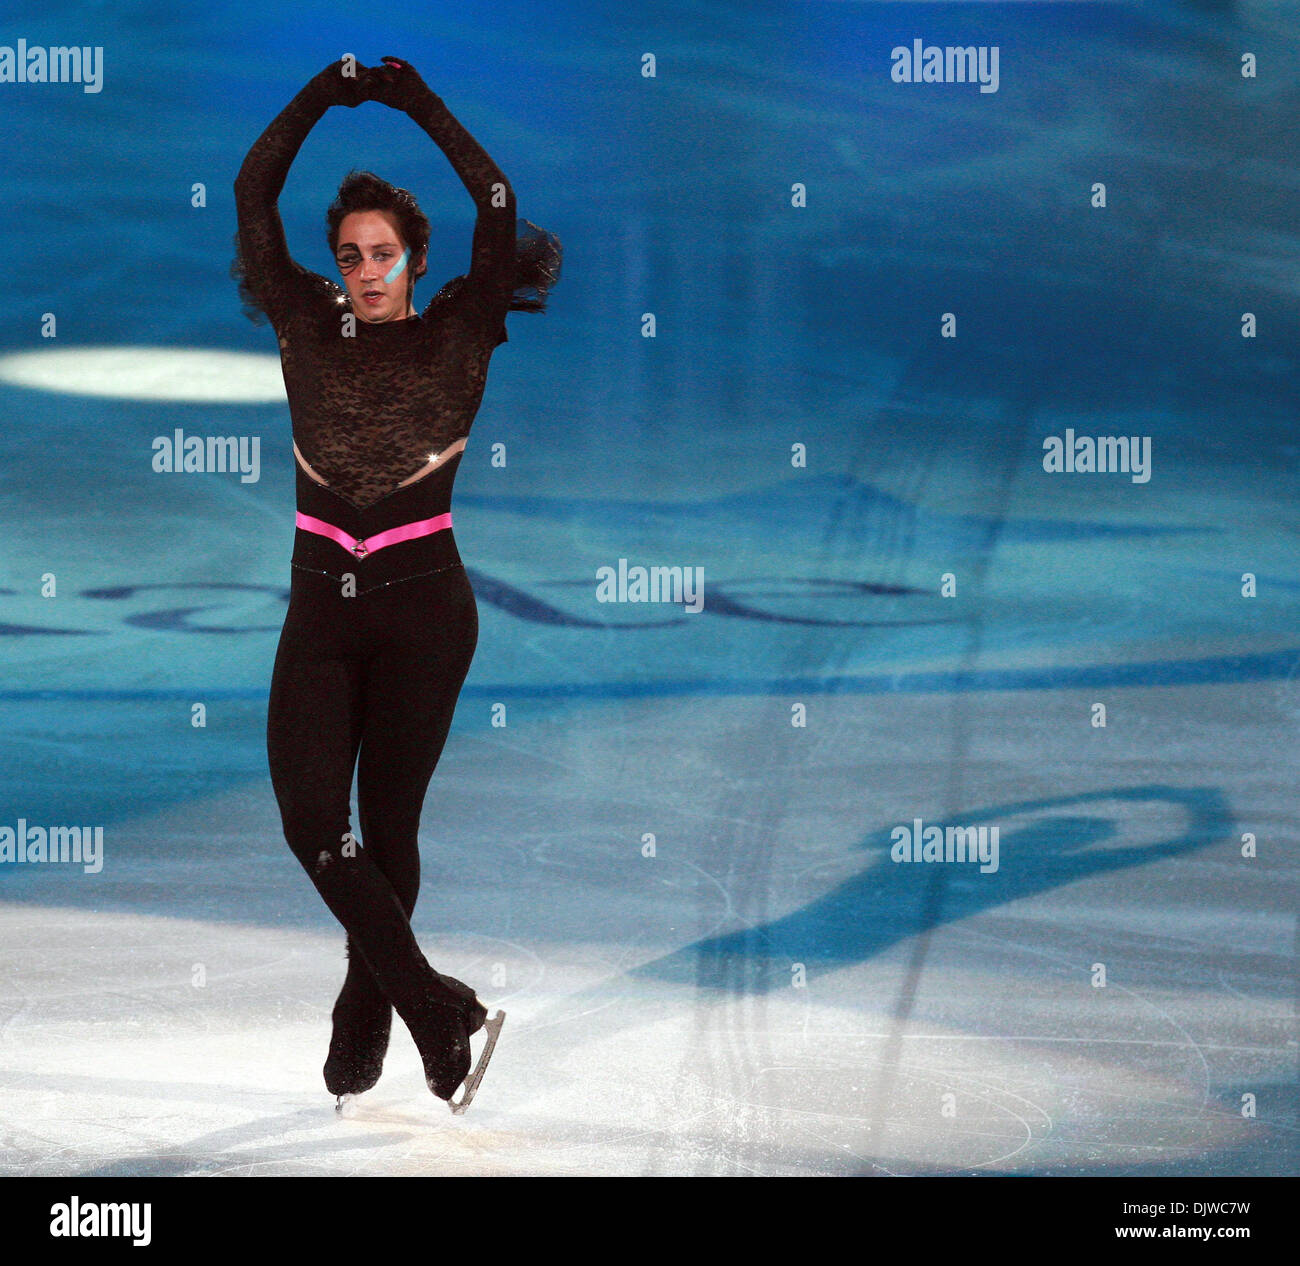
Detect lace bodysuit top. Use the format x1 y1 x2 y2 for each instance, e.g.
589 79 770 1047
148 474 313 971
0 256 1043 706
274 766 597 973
233 64 560 509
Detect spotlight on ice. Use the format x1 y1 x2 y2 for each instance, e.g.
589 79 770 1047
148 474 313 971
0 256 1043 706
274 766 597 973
0 347 286 403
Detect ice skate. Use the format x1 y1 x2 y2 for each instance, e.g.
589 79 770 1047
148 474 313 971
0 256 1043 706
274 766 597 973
449 1009 505 1115
404 971 503 1112
433 970 488 1034
323 986 393 1102
430 972 500 1112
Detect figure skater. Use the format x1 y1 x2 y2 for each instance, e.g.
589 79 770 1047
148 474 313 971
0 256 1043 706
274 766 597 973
232 54 560 1112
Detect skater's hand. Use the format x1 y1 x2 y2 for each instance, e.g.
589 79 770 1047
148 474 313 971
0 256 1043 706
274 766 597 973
367 56 434 112
313 57 376 108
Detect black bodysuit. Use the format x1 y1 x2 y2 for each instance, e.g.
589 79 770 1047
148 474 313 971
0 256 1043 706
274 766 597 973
233 60 559 1099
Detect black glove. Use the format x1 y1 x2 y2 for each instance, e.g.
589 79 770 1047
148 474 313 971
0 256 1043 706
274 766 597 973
312 57 374 108
367 55 434 112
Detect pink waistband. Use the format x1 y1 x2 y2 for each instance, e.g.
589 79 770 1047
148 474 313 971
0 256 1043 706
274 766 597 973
295 510 453 559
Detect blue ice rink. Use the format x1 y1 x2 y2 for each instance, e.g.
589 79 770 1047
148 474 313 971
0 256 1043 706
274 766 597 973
0 1 1296 1175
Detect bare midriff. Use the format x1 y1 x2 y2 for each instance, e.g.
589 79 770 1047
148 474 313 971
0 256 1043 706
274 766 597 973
293 436 467 491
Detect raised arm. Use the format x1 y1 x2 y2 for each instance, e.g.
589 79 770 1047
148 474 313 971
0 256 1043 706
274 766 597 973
370 57 518 317
233 60 369 326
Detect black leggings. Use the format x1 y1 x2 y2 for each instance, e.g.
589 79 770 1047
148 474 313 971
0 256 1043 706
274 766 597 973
266 458 477 1021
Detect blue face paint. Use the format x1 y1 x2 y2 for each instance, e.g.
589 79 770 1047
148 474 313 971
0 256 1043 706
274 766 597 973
384 247 411 285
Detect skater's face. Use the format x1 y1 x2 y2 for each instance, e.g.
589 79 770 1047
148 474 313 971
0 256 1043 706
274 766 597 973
334 211 426 323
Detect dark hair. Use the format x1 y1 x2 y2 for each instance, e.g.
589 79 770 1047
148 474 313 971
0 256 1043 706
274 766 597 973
233 167 562 327
325 169 430 288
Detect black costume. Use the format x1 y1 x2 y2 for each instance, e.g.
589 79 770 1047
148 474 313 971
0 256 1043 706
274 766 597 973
232 57 560 1102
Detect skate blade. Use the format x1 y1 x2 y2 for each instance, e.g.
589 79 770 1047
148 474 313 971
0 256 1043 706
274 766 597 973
448 1010 505 1115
